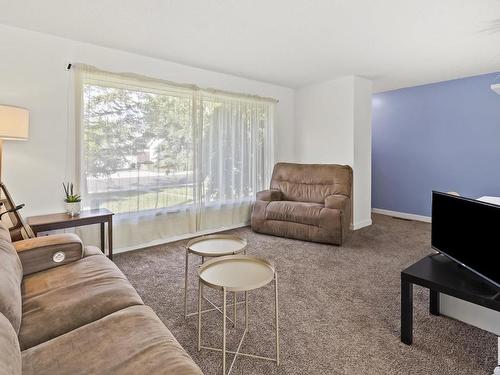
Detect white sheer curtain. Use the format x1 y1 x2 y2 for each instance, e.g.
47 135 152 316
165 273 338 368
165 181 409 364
196 93 274 231
74 65 274 250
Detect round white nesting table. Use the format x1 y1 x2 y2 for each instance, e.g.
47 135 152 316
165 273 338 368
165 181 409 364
197 255 279 375
184 235 247 321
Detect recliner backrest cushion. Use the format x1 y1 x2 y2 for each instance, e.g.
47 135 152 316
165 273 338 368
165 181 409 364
0 222 23 334
0 312 21 375
270 163 352 203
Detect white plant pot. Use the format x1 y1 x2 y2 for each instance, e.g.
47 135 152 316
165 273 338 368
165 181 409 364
65 201 81 217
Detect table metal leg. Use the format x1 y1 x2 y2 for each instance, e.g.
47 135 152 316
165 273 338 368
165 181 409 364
430 289 440 316
222 288 227 375
199 284 279 371
274 272 280 366
401 276 413 345
233 292 237 328
184 249 189 319
493 337 500 375
245 291 249 331
201 257 204 302
198 280 202 351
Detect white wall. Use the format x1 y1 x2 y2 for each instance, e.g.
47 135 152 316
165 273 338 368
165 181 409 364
295 76 354 164
441 295 500 336
0 25 295 218
352 77 373 229
295 76 373 229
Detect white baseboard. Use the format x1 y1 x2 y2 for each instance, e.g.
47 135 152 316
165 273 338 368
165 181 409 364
113 222 249 254
372 208 431 223
109 208 428 253
351 219 373 230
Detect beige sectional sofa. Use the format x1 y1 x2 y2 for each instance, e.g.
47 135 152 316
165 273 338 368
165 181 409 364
0 222 202 375
251 163 352 245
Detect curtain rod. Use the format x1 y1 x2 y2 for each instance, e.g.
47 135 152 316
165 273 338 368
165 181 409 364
66 63 279 103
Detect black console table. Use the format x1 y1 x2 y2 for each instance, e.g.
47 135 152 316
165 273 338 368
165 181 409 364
401 254 500 345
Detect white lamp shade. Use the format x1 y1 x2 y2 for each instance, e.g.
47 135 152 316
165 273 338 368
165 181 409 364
0 105 29 140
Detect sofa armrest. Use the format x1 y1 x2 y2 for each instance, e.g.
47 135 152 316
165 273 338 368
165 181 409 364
325 195 349 210
14 234 84 276
256 189 282 201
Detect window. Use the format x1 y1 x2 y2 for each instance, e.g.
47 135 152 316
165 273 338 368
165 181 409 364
76 65 274 248
81 76 194 214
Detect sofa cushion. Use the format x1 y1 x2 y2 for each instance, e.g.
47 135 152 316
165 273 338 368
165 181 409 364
19 254 143 350
256 189 282 201
254 218 343 244
0 223 23 334
83 245 103 257
0 313 21 375
21 305 203 375
265 201 326 226
269 162 352 203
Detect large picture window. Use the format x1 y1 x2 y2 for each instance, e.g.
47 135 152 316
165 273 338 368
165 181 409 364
76 65 274 249
81 76 194 214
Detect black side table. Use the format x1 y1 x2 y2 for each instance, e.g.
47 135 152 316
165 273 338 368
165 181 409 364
401 254 500 345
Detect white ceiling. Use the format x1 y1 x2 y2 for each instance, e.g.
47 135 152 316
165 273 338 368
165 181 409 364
0 0 499 91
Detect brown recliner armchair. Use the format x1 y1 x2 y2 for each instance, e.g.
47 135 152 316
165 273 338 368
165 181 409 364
251 163 352 245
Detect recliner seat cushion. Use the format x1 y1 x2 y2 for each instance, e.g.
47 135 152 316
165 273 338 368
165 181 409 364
19 254 143 350
265 201 325 226
0 223 23 334
83 245 104 257
21 305 203 375
0 313 21 375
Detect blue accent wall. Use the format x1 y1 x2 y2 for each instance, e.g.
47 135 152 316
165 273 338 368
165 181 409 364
372 72 500 217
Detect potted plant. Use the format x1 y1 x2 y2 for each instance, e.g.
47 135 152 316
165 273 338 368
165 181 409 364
63 182 81 217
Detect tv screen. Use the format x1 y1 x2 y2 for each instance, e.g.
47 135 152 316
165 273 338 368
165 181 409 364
432 191 500 289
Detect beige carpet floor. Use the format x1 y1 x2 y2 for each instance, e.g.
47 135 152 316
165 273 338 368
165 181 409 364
114 214 497 375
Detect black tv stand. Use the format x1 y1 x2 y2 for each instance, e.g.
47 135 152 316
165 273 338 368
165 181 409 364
401 254 500 345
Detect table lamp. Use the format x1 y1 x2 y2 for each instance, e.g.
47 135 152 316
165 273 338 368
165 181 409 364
0 105 29 181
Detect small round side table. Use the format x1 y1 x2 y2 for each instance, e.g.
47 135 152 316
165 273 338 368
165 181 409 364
184 234 247 321
197 255 280 375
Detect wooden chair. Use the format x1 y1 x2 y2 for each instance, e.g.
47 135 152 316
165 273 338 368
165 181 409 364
0 182 34 241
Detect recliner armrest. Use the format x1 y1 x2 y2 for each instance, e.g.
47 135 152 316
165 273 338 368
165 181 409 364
324 195 349 210
14 234 84 276
256 189 282 202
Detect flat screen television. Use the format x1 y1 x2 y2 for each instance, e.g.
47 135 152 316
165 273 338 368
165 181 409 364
432 191 500 289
